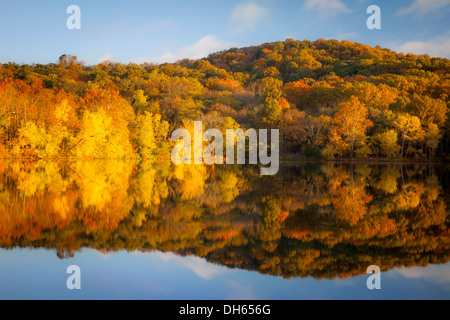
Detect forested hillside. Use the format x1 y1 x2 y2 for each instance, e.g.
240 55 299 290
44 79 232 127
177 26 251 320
1 39 449 160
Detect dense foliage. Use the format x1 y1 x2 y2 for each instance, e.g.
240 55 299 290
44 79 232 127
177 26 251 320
1 39 449 160
0 161 448 279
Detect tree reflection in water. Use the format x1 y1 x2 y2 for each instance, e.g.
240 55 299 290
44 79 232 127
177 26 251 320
0 160 449 279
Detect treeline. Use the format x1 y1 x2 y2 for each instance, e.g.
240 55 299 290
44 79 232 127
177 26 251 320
0 161 448 279
0 38 449 160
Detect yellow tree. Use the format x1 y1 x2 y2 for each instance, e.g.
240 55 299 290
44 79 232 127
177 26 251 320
50 98 80 157
256 77 283 99
330 96 373 158
424 123 442 158
77 89 135 159
135 112 169 160
261 96 283 125
372 130 400 158
132 89 149 112
17 121 56 158
393 114 425 159
408 94 448 128
76 109 133 159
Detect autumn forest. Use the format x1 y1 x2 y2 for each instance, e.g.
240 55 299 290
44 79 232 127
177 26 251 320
1 161 449 279
0 39 449 161
1 39 450 282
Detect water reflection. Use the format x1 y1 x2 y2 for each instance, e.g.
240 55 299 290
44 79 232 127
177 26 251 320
0 160 449 279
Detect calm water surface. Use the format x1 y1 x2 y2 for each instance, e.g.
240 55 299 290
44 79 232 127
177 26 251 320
0 160 449 299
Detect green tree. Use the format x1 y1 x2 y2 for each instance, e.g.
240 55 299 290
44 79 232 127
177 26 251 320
135 112 169 160
261 96 283 125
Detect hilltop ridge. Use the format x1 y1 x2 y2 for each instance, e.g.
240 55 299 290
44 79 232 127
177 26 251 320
0 39 449 160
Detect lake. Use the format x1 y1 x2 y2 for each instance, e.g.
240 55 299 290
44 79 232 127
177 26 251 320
0 160 449 299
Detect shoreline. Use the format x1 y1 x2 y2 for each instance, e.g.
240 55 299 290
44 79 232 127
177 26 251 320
0 156 448 166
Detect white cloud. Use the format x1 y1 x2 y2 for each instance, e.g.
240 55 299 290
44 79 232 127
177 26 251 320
97 53 114 63
390 35 450 58
154 251 234 280
303 0 352 15
393 264 450 287
397 0 450 16
135 35 236 64
230 3 269 33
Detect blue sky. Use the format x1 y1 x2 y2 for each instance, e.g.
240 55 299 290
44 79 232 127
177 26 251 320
0 0 449 65
1 249 449 299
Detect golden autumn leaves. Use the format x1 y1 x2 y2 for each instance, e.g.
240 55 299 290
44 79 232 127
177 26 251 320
0 161 448 279
0 79 169 160
0 38 449 162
